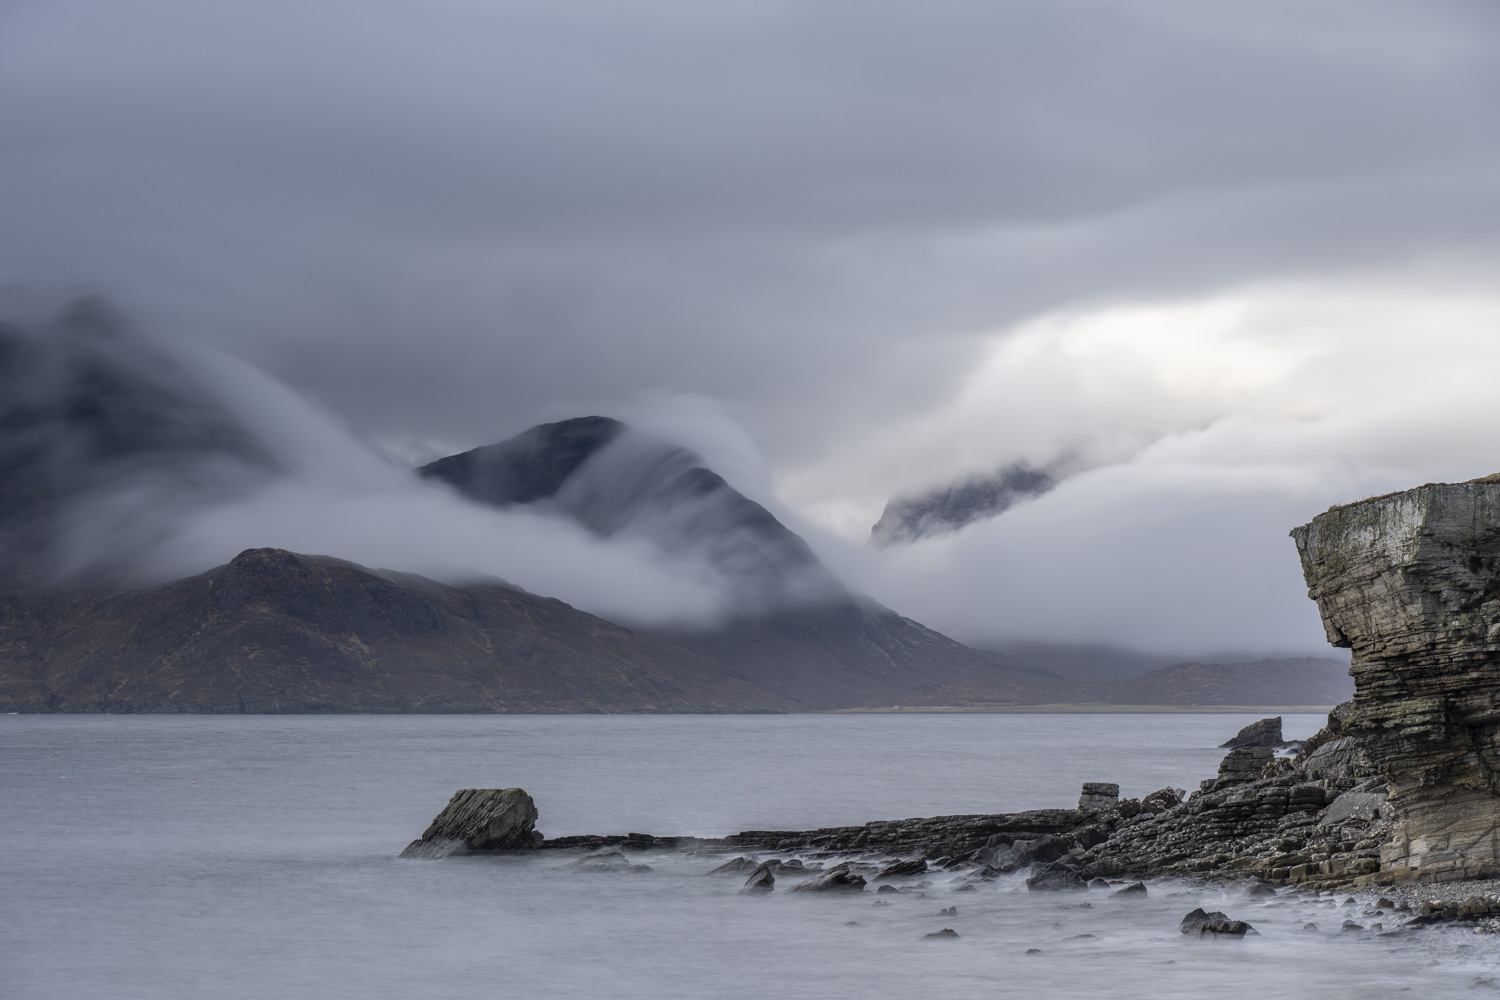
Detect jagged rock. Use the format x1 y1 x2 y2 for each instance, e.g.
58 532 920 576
1293 478 1500 881
1114 882 1147 896
1221 717 1284 749
923 928 960 939
740 861 776 894
1180 908 1254 938
707 856 759 876
1078 782 1120 812
787 862 866 893
400 788 539 858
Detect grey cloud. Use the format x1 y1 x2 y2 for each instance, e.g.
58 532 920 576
3 0 1499 650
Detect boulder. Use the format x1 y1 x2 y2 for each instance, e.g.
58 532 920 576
924 928 959 939
1026 861 1090 891
1220 717 1284 749
873 858 928 881
1078 782 1120 813
400 787 539 859
740 861 776 894
573 850 650 873
706 856 760 876
788 861 866 893
1179 908 1254 938
1113 882 1147 896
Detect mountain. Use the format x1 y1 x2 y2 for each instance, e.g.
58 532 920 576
420 417 1060 708
870 461 1057 547
0 297 275 585
1100 658 1353 707
0 548 793 713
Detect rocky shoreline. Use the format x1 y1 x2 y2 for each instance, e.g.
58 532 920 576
401 476 1500 929
398 712 1500 931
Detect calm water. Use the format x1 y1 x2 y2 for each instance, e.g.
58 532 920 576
3 713 1493 999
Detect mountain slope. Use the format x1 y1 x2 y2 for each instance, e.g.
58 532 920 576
0 548 795 713
421 417 1059 707
1101 658 1353 707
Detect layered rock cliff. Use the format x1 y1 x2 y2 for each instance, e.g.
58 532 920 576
1292 477 1500 882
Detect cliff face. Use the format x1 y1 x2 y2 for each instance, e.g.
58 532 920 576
1292 478 1500 881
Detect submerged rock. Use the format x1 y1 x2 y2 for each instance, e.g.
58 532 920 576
740 862 776 894
707 856 760 876
400 788 540 859
924 928 960 939
1179 908 1255 938
788 862 866 893
1026 861 1090 891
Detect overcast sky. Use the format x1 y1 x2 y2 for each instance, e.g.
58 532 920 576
4 0 1500 653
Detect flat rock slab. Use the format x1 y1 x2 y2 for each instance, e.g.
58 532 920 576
401 788 540 858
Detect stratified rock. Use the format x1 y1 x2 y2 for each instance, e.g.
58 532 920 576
787 862 866 893
1078 782 1120 813
1179 908 1254 938
573 850 651 873
873 858 928 881
1292 478 1500 881
1113 882 1148 896
1221 717 1283 749
400 788 539 858
706 856 760 876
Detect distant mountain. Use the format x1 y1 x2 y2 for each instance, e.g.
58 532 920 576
974 641 1176 684
0 548 792 713
0 297 275 585
421 417 1058 708
420 416 842 611
870 461 1057 547
1100 658 1353 707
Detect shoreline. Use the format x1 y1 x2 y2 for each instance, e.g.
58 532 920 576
825 704 1338 714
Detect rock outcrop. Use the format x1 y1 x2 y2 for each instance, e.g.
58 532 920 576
1293 478 1500 882
1220 717 1284 749
401 788 541 858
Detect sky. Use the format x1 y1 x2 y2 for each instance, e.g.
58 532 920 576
4 0 1500 654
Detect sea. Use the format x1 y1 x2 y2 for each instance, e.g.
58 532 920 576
4 712 1496 999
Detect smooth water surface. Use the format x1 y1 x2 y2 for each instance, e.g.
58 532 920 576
3 713 1491 998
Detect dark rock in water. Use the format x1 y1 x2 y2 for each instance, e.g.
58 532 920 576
876 884 900 894
874 858 928 881
1025 948 1042 955
1087 878 1111 889
788 862 866 893
401 788 539 858
706 856 759 876
924 928 960 939
951 884 978 892
1341 921 1364 933
1303 922 1319 931
1078 782 1120 813
1221 717 1284 749
939 906 957 916
1245 882 1276 897
1026 861 1090 891
740 862 776 894
1179 908 1255 938
1113 882 1148 896
573 850 651 873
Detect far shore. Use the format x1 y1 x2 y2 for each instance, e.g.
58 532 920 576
825 703 1337 714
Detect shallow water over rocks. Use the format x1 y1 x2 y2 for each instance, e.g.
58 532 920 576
4 713 1495 998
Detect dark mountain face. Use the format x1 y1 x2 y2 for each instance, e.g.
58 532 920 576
0 298 276 584
421 417 844 613
0 548 793 713
870 462 1057 547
